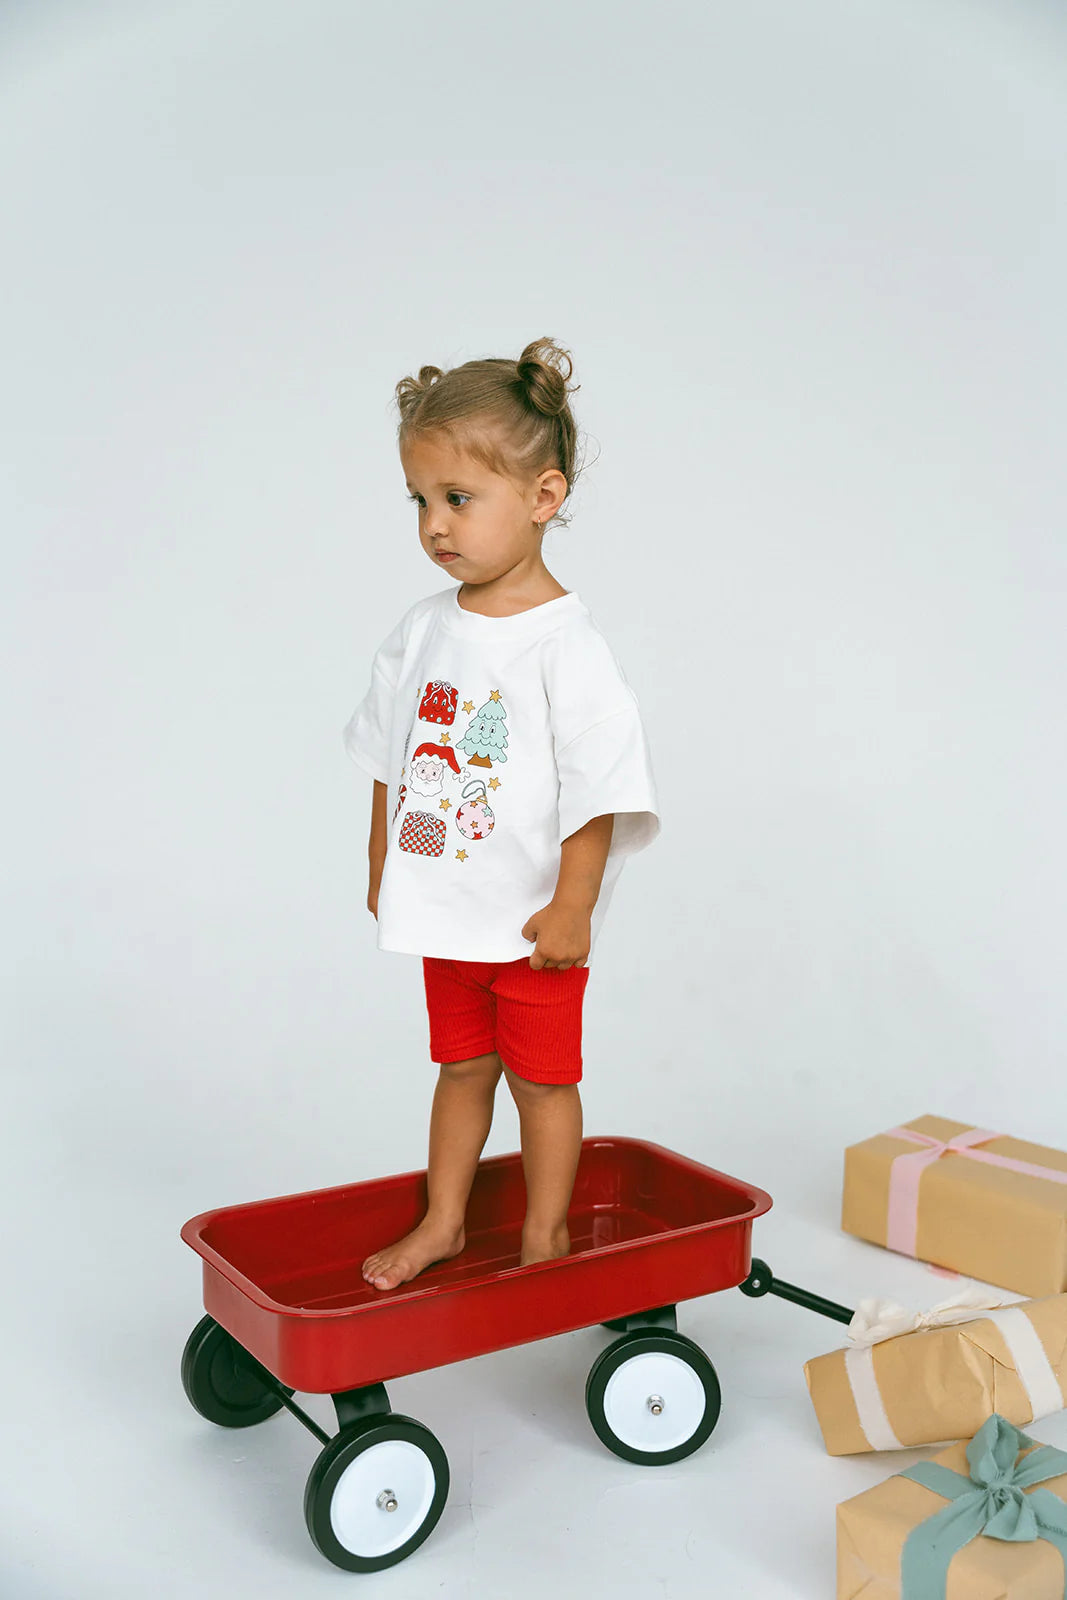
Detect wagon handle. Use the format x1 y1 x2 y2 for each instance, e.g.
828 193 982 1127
738 1257 854 1326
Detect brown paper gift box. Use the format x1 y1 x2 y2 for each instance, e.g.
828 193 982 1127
842 1116 1067 1298
805 1294 1067 1455
836 1436 1067 1599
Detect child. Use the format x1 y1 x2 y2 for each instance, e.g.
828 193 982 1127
342 336 661 1291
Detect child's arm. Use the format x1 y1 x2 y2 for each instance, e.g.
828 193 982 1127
368 779 389 918
522 813 615 969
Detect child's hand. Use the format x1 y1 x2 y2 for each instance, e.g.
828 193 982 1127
521 897 590 970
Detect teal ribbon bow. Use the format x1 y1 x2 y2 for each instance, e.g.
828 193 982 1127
900 1412 1067 1599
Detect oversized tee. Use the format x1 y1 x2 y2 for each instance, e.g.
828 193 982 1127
342 585 660 965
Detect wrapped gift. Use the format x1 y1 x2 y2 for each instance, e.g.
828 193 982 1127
805 1286 1067 1455
842 1116 1067 1297
836 1413 1067 1599
397 810 446 857
418 680 458 726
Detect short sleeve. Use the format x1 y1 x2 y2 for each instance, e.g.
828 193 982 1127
342 611 408 785
546 624 661 857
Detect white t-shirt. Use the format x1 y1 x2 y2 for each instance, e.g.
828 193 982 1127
342 585 661 966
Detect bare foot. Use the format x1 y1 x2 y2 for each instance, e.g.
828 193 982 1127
519 1224 570 1268
362 1217 465 1291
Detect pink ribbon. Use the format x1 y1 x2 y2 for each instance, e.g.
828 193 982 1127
883 1124 1067 1257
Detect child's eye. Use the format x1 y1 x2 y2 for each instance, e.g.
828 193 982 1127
406 492 469 508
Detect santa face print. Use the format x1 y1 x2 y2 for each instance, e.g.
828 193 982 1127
408 752 452 796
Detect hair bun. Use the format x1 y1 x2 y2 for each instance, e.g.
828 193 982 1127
517 337 577 417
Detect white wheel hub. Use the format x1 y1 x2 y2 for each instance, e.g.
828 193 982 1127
330 1439 436 1557
602 1351 706 1451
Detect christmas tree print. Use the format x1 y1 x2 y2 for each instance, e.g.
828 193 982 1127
456 690 509 768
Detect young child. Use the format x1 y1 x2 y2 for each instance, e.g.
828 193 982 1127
342 336 660 1291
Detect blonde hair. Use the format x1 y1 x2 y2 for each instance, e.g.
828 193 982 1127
393 336 587 532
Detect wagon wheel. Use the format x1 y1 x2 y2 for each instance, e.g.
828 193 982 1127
304 1414 450 1573
181 1314 292 1428
585 1329 721 1465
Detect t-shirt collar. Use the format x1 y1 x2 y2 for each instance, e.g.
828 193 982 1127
442 585 585 635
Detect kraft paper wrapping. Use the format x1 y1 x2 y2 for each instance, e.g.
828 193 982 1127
836 1437 1067 1599
805 1295 1067 1456
842 1116 1067 1298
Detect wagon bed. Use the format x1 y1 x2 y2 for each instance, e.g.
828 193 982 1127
181 1135 773 1392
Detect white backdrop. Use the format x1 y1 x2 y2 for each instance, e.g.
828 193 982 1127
4 1 1067 1595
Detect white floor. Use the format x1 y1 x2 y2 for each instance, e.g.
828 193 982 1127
7 1150 1066 1600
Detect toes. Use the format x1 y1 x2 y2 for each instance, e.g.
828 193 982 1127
362 1253 402 1289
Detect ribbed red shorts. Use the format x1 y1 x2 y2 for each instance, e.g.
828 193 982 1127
422 955 590 1084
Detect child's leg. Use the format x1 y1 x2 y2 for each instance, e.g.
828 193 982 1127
501 1065 583 1266
362 1050 502 1290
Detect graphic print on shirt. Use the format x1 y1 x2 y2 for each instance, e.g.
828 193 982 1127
397 808 447 857
455 777 495 841
397 683 508 861
417 680 458 726
455 691 509 769
407 743 462 797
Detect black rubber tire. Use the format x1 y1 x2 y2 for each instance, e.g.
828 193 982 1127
181 1314 291 1428
585 1329 722 1465
304 1414 450 1573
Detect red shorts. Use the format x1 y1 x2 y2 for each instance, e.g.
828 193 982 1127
422 955 590 1084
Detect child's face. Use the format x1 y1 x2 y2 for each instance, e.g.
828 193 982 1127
401 433 560 583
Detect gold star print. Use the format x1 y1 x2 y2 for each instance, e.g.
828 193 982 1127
488 776 501 791
439 798 451 811
488 689 502 702
439 732 451 744
462 700 474 714
455 849 468 862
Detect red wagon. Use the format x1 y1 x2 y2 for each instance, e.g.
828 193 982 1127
180 1135 852 1573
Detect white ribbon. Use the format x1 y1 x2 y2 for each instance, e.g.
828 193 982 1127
848 1286 1010 1346
841 1287 1064 1451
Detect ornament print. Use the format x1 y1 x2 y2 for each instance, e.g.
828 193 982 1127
455 778 495 841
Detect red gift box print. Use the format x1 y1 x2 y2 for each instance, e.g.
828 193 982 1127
418 681 458 726
398 810 447 857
